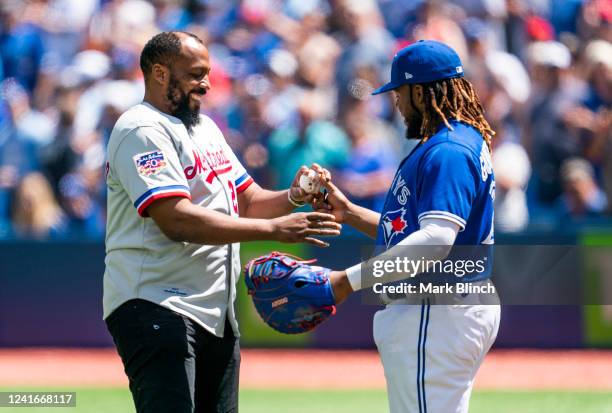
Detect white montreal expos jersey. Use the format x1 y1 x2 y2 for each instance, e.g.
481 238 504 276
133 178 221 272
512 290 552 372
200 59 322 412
103 102 253 337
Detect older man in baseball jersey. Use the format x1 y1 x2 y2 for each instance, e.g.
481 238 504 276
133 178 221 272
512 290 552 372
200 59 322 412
104 31 340 413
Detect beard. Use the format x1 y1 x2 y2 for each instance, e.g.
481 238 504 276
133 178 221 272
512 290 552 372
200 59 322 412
167 76 204 133
404 111 424 140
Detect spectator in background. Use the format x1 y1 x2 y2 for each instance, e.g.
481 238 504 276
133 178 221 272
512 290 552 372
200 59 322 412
492 127 532 232
504 0 529 59
564 40 611 181
42 0 98 65
332 0 395 102
0 1 46 93
524 40 584 205
454 0 506 18
296 31 340 114
11 172 67 239
410 0 469 60
260 48 301 129
69 50 114 138
577 0 612 42
336 99 397 212
0 0 609 239
39 82 82 190
525 14 556 44
98 79 144 144
268 90 351 189
58 164 105 238
153 0 193 31
550 0 584 35
463 16 531 128
0 78 55 235
0 78 55 176
581 40 612 113
558 157 608 218
0 78 39 178
577 39 612 213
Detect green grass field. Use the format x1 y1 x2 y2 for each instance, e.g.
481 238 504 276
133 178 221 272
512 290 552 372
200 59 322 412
1 388 612 413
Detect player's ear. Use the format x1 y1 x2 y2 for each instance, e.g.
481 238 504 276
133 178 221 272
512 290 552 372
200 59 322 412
412 84 425 109
151 63 170 86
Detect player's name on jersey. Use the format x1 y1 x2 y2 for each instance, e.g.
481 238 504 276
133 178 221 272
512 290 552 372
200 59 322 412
372 282 496 295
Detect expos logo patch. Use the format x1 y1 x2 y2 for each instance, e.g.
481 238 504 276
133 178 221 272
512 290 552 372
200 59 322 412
133 150 167 176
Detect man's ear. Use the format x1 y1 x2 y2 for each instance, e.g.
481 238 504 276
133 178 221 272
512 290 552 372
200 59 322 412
151 63 170 86
412 84 425 111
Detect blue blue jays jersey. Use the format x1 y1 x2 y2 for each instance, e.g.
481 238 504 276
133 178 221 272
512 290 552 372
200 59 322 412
376 121 495 250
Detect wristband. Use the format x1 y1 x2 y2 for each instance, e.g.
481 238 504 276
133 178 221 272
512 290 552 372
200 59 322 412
287 190 306 208
345 263 362 291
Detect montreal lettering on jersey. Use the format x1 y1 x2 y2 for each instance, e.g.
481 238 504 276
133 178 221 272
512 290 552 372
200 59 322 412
184 148 232 182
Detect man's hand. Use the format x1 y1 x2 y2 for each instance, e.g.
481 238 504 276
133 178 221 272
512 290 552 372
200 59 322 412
310 163 380 239
288 166 319 206
310 163 352 223
270 212 341 247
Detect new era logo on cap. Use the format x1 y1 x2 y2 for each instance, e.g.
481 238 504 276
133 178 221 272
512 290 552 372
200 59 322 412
371 40 465 95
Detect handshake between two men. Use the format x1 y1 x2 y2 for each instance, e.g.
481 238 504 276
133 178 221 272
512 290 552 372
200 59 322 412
244 163 376 335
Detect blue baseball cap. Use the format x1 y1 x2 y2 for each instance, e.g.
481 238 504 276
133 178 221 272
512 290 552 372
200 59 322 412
372 40 464 95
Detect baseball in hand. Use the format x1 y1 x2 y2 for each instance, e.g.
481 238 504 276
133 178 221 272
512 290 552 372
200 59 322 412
299 170 322 194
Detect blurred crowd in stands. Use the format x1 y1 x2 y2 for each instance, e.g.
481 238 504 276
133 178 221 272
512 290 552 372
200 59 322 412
0 0 610 240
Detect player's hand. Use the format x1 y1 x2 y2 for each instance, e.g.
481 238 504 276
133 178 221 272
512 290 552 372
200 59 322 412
271 212 341 247
310 164 352 224
288 166 317 206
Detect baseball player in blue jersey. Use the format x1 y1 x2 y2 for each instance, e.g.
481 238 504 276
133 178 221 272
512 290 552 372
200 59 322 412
314 40 501 413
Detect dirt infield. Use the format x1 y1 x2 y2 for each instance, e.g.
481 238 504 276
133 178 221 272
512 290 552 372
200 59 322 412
0 349 610 390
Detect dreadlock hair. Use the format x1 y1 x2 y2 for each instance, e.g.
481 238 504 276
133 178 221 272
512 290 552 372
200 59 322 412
417 77 495 151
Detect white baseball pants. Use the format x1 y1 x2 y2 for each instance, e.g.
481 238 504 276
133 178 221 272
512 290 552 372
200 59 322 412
373 299 500 413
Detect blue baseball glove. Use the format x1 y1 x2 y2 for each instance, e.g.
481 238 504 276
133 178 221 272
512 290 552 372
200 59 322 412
244 251 336 334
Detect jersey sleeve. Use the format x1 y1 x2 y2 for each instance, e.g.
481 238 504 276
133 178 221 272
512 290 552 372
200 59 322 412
415 143 478 230
231 156 254 194
111 126 191 217
220 138 254 194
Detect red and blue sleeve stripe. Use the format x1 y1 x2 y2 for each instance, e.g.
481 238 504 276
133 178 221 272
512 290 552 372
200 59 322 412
134 185 191 217
235 173 254 193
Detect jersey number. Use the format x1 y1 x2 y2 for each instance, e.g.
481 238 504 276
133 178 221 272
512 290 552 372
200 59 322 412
227 180 239 215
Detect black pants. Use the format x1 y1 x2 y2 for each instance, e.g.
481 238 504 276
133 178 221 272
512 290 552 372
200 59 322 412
106 299 240 413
